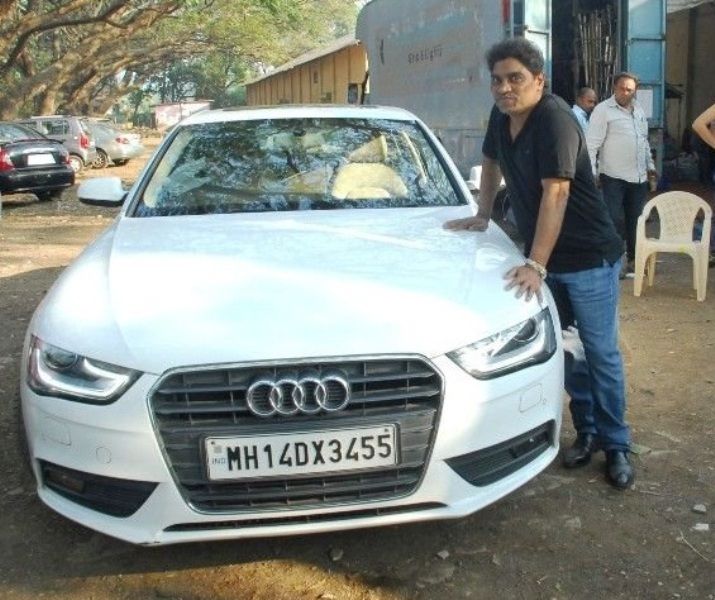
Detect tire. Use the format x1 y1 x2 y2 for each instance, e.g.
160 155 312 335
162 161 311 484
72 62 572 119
68 154 84 173
92 149 109 169
113 159 129 166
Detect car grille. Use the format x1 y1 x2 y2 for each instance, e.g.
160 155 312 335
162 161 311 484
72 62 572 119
150 357 442 512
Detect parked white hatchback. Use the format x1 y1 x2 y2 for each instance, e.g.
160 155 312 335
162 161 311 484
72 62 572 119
21 105 563 545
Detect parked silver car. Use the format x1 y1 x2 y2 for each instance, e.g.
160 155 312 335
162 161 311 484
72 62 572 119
15 116 97 173
83 121 144 168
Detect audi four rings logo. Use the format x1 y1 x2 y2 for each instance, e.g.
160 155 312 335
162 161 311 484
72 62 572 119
246 369 351 417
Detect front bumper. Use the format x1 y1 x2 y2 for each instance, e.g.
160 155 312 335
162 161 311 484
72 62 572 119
21 353 563 545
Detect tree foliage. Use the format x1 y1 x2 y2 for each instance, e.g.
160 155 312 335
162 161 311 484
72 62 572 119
0 0 357 119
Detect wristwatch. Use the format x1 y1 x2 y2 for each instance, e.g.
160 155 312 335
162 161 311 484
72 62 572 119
524 258 547 279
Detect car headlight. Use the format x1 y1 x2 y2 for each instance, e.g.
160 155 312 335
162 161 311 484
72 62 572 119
27 336 140 404
447 308 557 379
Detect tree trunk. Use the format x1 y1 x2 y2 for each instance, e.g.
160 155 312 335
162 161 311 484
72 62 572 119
37 89 59 115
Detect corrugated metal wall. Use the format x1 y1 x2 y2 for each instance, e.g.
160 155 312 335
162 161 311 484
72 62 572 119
246 44 367 106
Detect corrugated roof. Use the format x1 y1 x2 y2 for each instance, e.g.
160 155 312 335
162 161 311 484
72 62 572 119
667 0 713 13
245 34 360 86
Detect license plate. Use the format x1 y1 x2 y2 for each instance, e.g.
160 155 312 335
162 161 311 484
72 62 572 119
205 425 397 480
27 153 54 166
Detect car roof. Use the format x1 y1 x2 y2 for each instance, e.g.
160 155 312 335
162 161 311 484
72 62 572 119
179 104 419 126
1 120 45 130
28 115 79 118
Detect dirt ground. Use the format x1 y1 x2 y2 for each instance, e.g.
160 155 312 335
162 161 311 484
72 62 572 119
0 138 713 600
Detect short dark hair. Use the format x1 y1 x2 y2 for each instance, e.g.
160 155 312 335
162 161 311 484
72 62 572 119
486 38 545 75
577 86 595 98
613 72 639 87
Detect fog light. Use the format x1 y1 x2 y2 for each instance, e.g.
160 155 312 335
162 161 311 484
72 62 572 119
44 464 85 494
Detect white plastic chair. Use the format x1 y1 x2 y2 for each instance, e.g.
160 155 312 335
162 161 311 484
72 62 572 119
465 165 505 191
633 191 712 302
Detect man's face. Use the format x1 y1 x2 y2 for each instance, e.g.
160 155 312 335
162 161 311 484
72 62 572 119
577 91 597 114
613 77 637 108
490 58 545 116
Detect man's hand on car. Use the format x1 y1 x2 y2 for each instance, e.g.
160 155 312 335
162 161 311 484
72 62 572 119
443 214 489 231
504 264 544 303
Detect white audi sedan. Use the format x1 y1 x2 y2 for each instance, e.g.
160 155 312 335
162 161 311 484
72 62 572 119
21 105 563 545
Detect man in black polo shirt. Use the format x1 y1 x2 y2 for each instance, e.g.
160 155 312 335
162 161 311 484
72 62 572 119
444 38 634 490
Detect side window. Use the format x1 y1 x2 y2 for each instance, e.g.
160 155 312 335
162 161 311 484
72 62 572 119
43 119 69 136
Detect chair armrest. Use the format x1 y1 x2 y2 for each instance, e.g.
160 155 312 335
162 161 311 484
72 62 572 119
636 202 655 236
636 214 647 236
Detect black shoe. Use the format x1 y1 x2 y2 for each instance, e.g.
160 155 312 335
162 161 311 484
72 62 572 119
605 450 635 490
563 433 598 468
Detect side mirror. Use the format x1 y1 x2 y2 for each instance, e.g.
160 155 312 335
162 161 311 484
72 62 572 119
77 177 126 206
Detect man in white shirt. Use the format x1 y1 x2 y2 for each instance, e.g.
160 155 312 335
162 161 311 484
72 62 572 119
587 73 657 277
572 87 597 132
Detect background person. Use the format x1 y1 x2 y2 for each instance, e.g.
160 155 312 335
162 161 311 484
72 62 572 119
587 73 657 278
572 87 597 132
692 102 715 266
444 38 634 490
693 102 715 149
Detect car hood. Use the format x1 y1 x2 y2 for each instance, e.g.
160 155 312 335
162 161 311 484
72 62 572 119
34 207 545 374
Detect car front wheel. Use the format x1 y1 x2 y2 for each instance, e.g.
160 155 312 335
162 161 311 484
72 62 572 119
92 149 109 169
68 155 84 173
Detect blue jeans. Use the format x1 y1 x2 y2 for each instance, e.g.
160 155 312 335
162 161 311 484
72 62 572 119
600 175 648 262
547 258 630 451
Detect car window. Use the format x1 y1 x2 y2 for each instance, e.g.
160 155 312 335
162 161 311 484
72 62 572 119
41 119 69 136
94 123 118 137
0 123 46 142
82 122 99 135
16 121 49 135
78 119 95 135
134 118 465 216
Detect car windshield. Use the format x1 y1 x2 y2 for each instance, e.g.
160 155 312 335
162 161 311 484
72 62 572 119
0 123 46 143
133 117 465 216
96 124 117 136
